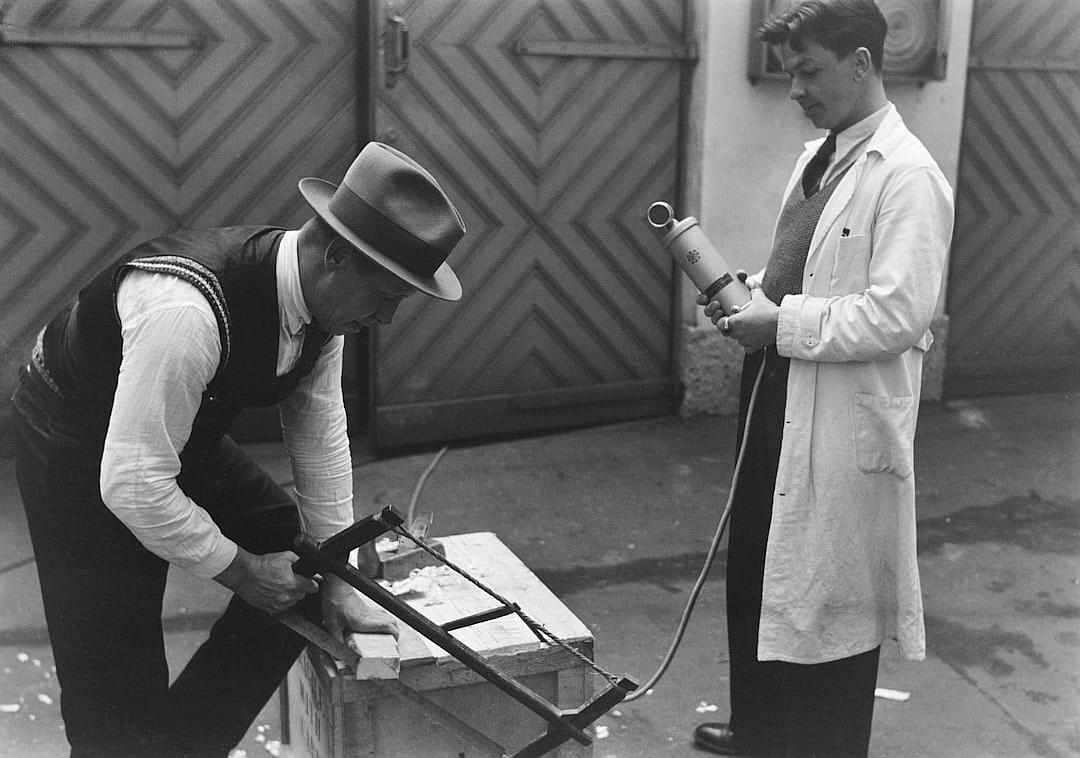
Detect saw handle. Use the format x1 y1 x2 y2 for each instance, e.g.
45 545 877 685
291 505 406 578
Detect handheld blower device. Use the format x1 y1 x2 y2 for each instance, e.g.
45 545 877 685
647 201 752 315
623 202 767 703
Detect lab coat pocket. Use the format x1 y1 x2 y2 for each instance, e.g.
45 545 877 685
830 234 872 293
853 393 915 479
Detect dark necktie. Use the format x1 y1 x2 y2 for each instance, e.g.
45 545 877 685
801 132 837 198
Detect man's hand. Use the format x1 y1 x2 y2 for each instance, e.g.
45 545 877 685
697 287 780 353
322 576 400 643
214 548 321 615
354 540 380 579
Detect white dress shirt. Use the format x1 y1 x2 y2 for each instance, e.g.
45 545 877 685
100 230 354 579
819 103 890 188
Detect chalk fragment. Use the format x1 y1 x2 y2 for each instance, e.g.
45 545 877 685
874 687 910 701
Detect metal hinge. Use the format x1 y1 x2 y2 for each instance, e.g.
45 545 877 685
515 39 697 63
968 56 1080 73
0 3 204 48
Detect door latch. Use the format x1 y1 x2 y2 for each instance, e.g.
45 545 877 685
383 11 409 87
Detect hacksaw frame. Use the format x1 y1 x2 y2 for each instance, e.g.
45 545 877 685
288 506 636 758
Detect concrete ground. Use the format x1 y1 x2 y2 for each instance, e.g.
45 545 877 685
0 391 1077 757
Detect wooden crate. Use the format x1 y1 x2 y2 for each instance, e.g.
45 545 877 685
283 532 596 758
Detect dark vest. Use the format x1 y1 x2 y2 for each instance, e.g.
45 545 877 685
39 226 330 447
761 167 849 304
738 166 852 437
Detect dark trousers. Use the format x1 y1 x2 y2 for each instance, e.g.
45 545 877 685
13 365 313 758
726 348 880 758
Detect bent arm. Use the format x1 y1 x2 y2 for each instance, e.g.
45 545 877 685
99 271 238 579
277 334 353 543
777 166 953 363
279 339 396 632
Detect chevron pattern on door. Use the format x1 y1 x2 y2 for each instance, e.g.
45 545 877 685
0 0 360 401
370 0 688 445
945 0 1080 396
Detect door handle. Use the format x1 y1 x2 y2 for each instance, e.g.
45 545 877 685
383 13 409 87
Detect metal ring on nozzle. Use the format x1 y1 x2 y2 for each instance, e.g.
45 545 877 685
647 201 675 230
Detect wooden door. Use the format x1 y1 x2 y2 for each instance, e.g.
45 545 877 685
0 0 367 432
945 0 1080 397
366 0 692 448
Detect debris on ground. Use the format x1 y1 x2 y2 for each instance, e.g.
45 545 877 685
874 687 911 701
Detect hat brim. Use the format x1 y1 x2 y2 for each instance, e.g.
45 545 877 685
299 177 462 302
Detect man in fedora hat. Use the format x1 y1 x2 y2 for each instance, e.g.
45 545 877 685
11 142 466 756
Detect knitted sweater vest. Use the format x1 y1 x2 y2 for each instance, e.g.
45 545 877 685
761 169 849 304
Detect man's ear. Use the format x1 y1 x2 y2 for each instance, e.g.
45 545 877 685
852 46 872 80
323 237 350 270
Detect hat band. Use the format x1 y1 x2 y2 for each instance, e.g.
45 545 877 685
328 186 446 277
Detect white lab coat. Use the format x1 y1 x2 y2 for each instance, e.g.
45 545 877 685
748 105 954 663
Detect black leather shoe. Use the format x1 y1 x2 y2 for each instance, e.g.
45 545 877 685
693 722 765 756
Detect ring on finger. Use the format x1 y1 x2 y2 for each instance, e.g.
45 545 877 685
720 316 730 333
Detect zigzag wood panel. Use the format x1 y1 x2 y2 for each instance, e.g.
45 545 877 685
0 0 360 402
370 0 687 445
945 0 1080 396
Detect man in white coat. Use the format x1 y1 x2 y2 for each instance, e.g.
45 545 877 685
692 1 954 756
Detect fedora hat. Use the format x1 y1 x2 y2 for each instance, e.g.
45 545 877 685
299 142 465 301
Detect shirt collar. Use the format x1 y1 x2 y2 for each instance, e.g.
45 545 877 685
833 102 892 165
276 230 312 337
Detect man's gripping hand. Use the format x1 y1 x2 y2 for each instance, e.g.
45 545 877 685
214 548 320 615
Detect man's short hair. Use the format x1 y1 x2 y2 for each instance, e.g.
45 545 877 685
758 0 888 72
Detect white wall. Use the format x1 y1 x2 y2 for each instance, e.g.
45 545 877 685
682 0 974 327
